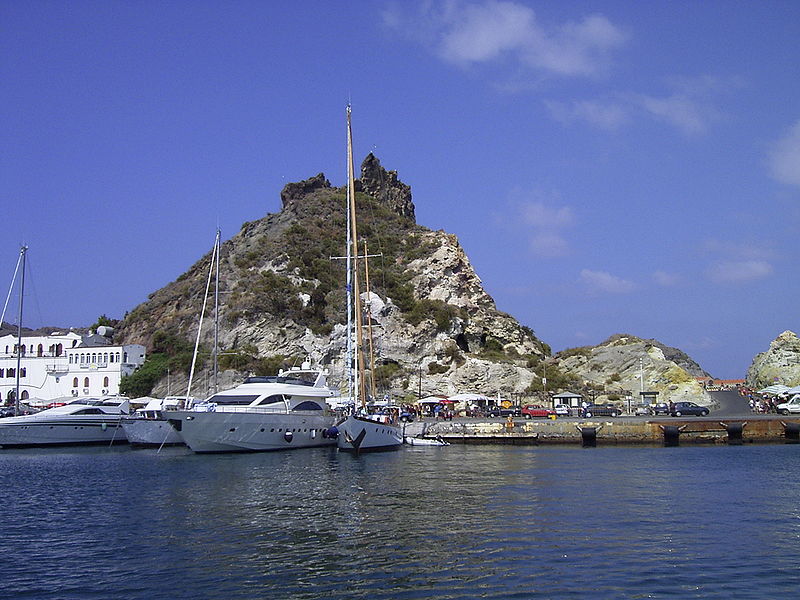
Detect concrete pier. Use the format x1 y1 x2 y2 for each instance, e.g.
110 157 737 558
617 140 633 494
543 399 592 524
404 417 800 445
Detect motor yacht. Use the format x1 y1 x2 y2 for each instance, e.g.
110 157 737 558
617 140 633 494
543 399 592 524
0 397 130 448
165 362 337 453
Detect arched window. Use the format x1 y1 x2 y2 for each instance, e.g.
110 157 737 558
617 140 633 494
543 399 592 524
92 353 97 363
21 390 29 400
7 368 15 377
103 353 108 363
56 344 63 357
73 377 79 388
20 368 26 377
0 369 4 377
123 352 128 363
103 376 109 387
37 344 43 357
83 377 90 388
7 390 15 400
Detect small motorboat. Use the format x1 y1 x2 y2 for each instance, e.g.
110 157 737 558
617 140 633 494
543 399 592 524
404 435 450 446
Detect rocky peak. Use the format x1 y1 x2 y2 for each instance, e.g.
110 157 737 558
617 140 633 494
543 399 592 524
359 153 415 222
746 330 800 388
280 173 331 210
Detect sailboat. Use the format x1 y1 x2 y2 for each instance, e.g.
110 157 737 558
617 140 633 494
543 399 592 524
333 106 403 453
121 230 223 447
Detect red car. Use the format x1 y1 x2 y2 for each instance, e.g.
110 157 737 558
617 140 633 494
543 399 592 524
521 405 555 419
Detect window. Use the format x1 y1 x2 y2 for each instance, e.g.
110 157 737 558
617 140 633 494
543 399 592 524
103 376 109 387
103 353 108 363
7 368 14 378
206 394 260 405
256 394 286 406
37 344 43 357
20 368 26 378
83 377 89 388
292 401 323 411
21 390 29 400
0 369 3 377
73 377 79 388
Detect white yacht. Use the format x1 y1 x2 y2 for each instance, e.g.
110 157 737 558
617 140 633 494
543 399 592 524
165 363 338 453
121 397 188 447
0 397 130 448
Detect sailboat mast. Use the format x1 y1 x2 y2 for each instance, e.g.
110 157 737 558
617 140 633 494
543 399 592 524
346 106 368 408
363 240 378 400
186 235 219 402
14 245 27 417
213 229 220 394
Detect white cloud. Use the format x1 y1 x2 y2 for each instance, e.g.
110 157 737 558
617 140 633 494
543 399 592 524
767 119 800 187
530 231 570 257
653 270 681 287
580 269 636 294
637 94 710 135
520 200 574 228
544 99 628 130
509 194 575 258
389 1 627 78
707 260 773 284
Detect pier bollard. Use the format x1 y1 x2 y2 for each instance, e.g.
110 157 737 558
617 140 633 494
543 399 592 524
781 421 800 443
660 425 685 447
576 425 601 447
720 422 746 445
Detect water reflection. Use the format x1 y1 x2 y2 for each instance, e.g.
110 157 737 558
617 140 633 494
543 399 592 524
1 445 799 598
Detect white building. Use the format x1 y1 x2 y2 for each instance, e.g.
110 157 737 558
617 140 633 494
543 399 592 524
0 328 145 405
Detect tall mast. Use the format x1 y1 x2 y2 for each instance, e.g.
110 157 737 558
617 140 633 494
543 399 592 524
363 240 378 400
347 106 368 408
213 229 220 394
14 245 27 416
186 234 218 402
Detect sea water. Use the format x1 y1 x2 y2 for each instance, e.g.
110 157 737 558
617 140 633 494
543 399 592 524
1 443 798 599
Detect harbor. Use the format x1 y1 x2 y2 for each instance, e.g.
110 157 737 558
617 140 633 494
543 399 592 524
405 415 800 445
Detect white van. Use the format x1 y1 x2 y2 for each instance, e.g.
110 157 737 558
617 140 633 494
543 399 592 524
776 394 800 415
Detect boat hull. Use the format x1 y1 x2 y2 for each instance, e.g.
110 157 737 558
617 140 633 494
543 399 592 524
166 410 337 453
0 417 127 448
122 418 184 447
336 415 402 453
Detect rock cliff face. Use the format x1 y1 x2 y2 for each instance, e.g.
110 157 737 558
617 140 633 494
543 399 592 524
746 330 800 389
554 334 714 406
117 156 547 398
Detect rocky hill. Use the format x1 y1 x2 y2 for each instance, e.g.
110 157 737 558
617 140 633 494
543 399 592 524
553 334 714 407
117 155 548 399
115 155 716 405
746 330 800 389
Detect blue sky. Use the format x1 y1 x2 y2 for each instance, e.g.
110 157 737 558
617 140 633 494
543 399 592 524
2 1 799 379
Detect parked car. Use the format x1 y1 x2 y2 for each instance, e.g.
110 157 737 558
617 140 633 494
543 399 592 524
487 406 521 418
651 403 670 415
399 409 415 423
582 404 622 418
776 394 800 415
521 404 555 419
670 401 710 417
554 404 570 416
0 407 15 418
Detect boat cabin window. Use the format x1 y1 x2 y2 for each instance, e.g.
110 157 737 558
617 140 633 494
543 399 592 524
206 394 260 405
292 401 323 411
256 394 286 406
74 408 104 415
